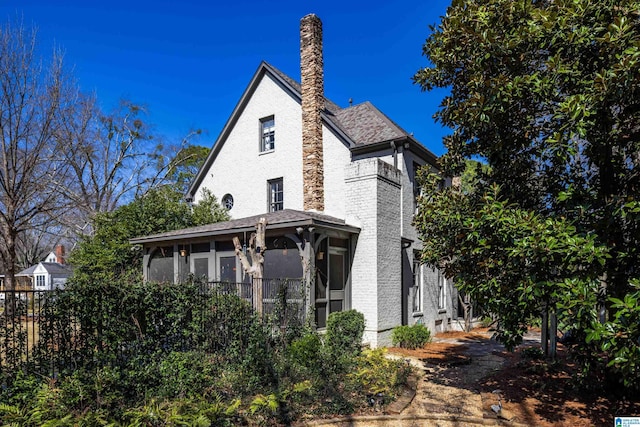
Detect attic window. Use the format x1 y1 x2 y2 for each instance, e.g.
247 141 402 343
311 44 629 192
260 116 275 152
222 194 234 210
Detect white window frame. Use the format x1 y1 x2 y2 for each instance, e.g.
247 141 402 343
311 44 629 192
437 270 447 311
36 274 46 288
412 258 423 313
260 116 275 152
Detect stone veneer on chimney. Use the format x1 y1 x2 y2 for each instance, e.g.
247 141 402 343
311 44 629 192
300 14 325 211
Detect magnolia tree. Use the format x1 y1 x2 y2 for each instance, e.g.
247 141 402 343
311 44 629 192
414 0 640 390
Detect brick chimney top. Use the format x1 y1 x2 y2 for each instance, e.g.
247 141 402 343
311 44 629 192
55 245 65 265
300 13 325 212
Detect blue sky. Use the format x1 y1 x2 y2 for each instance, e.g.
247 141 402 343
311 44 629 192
0 0 452 156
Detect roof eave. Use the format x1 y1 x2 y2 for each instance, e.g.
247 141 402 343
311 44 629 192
350 135 439 166
186 62 303 200
130 218 360 246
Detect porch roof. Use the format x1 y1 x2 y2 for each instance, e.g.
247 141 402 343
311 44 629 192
129 209 360 245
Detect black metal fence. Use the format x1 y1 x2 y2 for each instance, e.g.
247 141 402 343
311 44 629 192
0 278 306 378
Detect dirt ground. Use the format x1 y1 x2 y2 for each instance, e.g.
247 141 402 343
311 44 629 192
387 328 640 427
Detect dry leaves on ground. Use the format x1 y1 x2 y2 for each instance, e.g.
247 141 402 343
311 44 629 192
388 329 640 426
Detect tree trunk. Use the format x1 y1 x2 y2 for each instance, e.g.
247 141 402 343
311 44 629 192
2 227 18 318
233 217 267 314
549 310 557 360
541 306 549 357
458 293 472 332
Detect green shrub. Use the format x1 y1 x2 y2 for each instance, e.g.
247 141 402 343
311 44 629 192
325 310 365 361
156 351 220 399
391 324 431 349
287 332 323 375
349 348 412 398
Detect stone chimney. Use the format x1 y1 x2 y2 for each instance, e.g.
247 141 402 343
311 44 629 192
300 14 325 211
55 245 65 265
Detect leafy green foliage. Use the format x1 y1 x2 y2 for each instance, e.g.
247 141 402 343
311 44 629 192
1 284 405 425
391 324 432 349
164 143 210 195
324 309 365 366
413 0 640 390
349 348 412 398
585 281 640 391
69 185 228 280
416 174 608 350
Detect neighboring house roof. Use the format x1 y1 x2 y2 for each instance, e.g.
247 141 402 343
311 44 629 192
130 209 361 245
186 61 437 200
17 262 72 277
39 262 73 276
16 265 37 277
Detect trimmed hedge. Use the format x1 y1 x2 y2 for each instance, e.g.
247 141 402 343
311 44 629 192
391 324 431 349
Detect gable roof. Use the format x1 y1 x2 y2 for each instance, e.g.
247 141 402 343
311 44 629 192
16 265 37 277
17 262 72 277
130 209 360 245
39 262 73 276
186 61 437 200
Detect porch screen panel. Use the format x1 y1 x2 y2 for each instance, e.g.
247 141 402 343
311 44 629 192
329 253 345 290
148 246 174 283
315 303 327 329
264 237 303 279
194 258 208 280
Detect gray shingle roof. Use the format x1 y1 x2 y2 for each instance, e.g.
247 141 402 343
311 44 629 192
333 101 408 145
130 209 360 244
266 62 410 146
40 262 73 275
186 61 438 201
17 262 72 277
16 265 37 277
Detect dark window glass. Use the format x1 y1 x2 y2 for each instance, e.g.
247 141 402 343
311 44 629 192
264 237 303 278
268 178 283 212
315 303 327 329
192 242 210 253
260 116 275 151
219 256 236 282
329 253 345 291
215 241 236 252
222 194 234 210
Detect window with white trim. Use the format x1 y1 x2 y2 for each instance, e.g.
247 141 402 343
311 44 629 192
36 275 46 288
438 270 447 310
413 162 422 214
260 116 275 152
268 178 283 212
412 253 423 313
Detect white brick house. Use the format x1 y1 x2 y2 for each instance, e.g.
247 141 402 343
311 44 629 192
15 245 72 291
131 14 457 347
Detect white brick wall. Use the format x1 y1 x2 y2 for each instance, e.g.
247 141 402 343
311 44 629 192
194 73 351 220
194 75 302 217
346 159 401 347
191 69 454 345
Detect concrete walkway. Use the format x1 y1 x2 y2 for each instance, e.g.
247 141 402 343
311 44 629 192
302 331 541 427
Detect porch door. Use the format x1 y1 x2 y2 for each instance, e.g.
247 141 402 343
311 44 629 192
218 256 237 282
315 239 348 328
